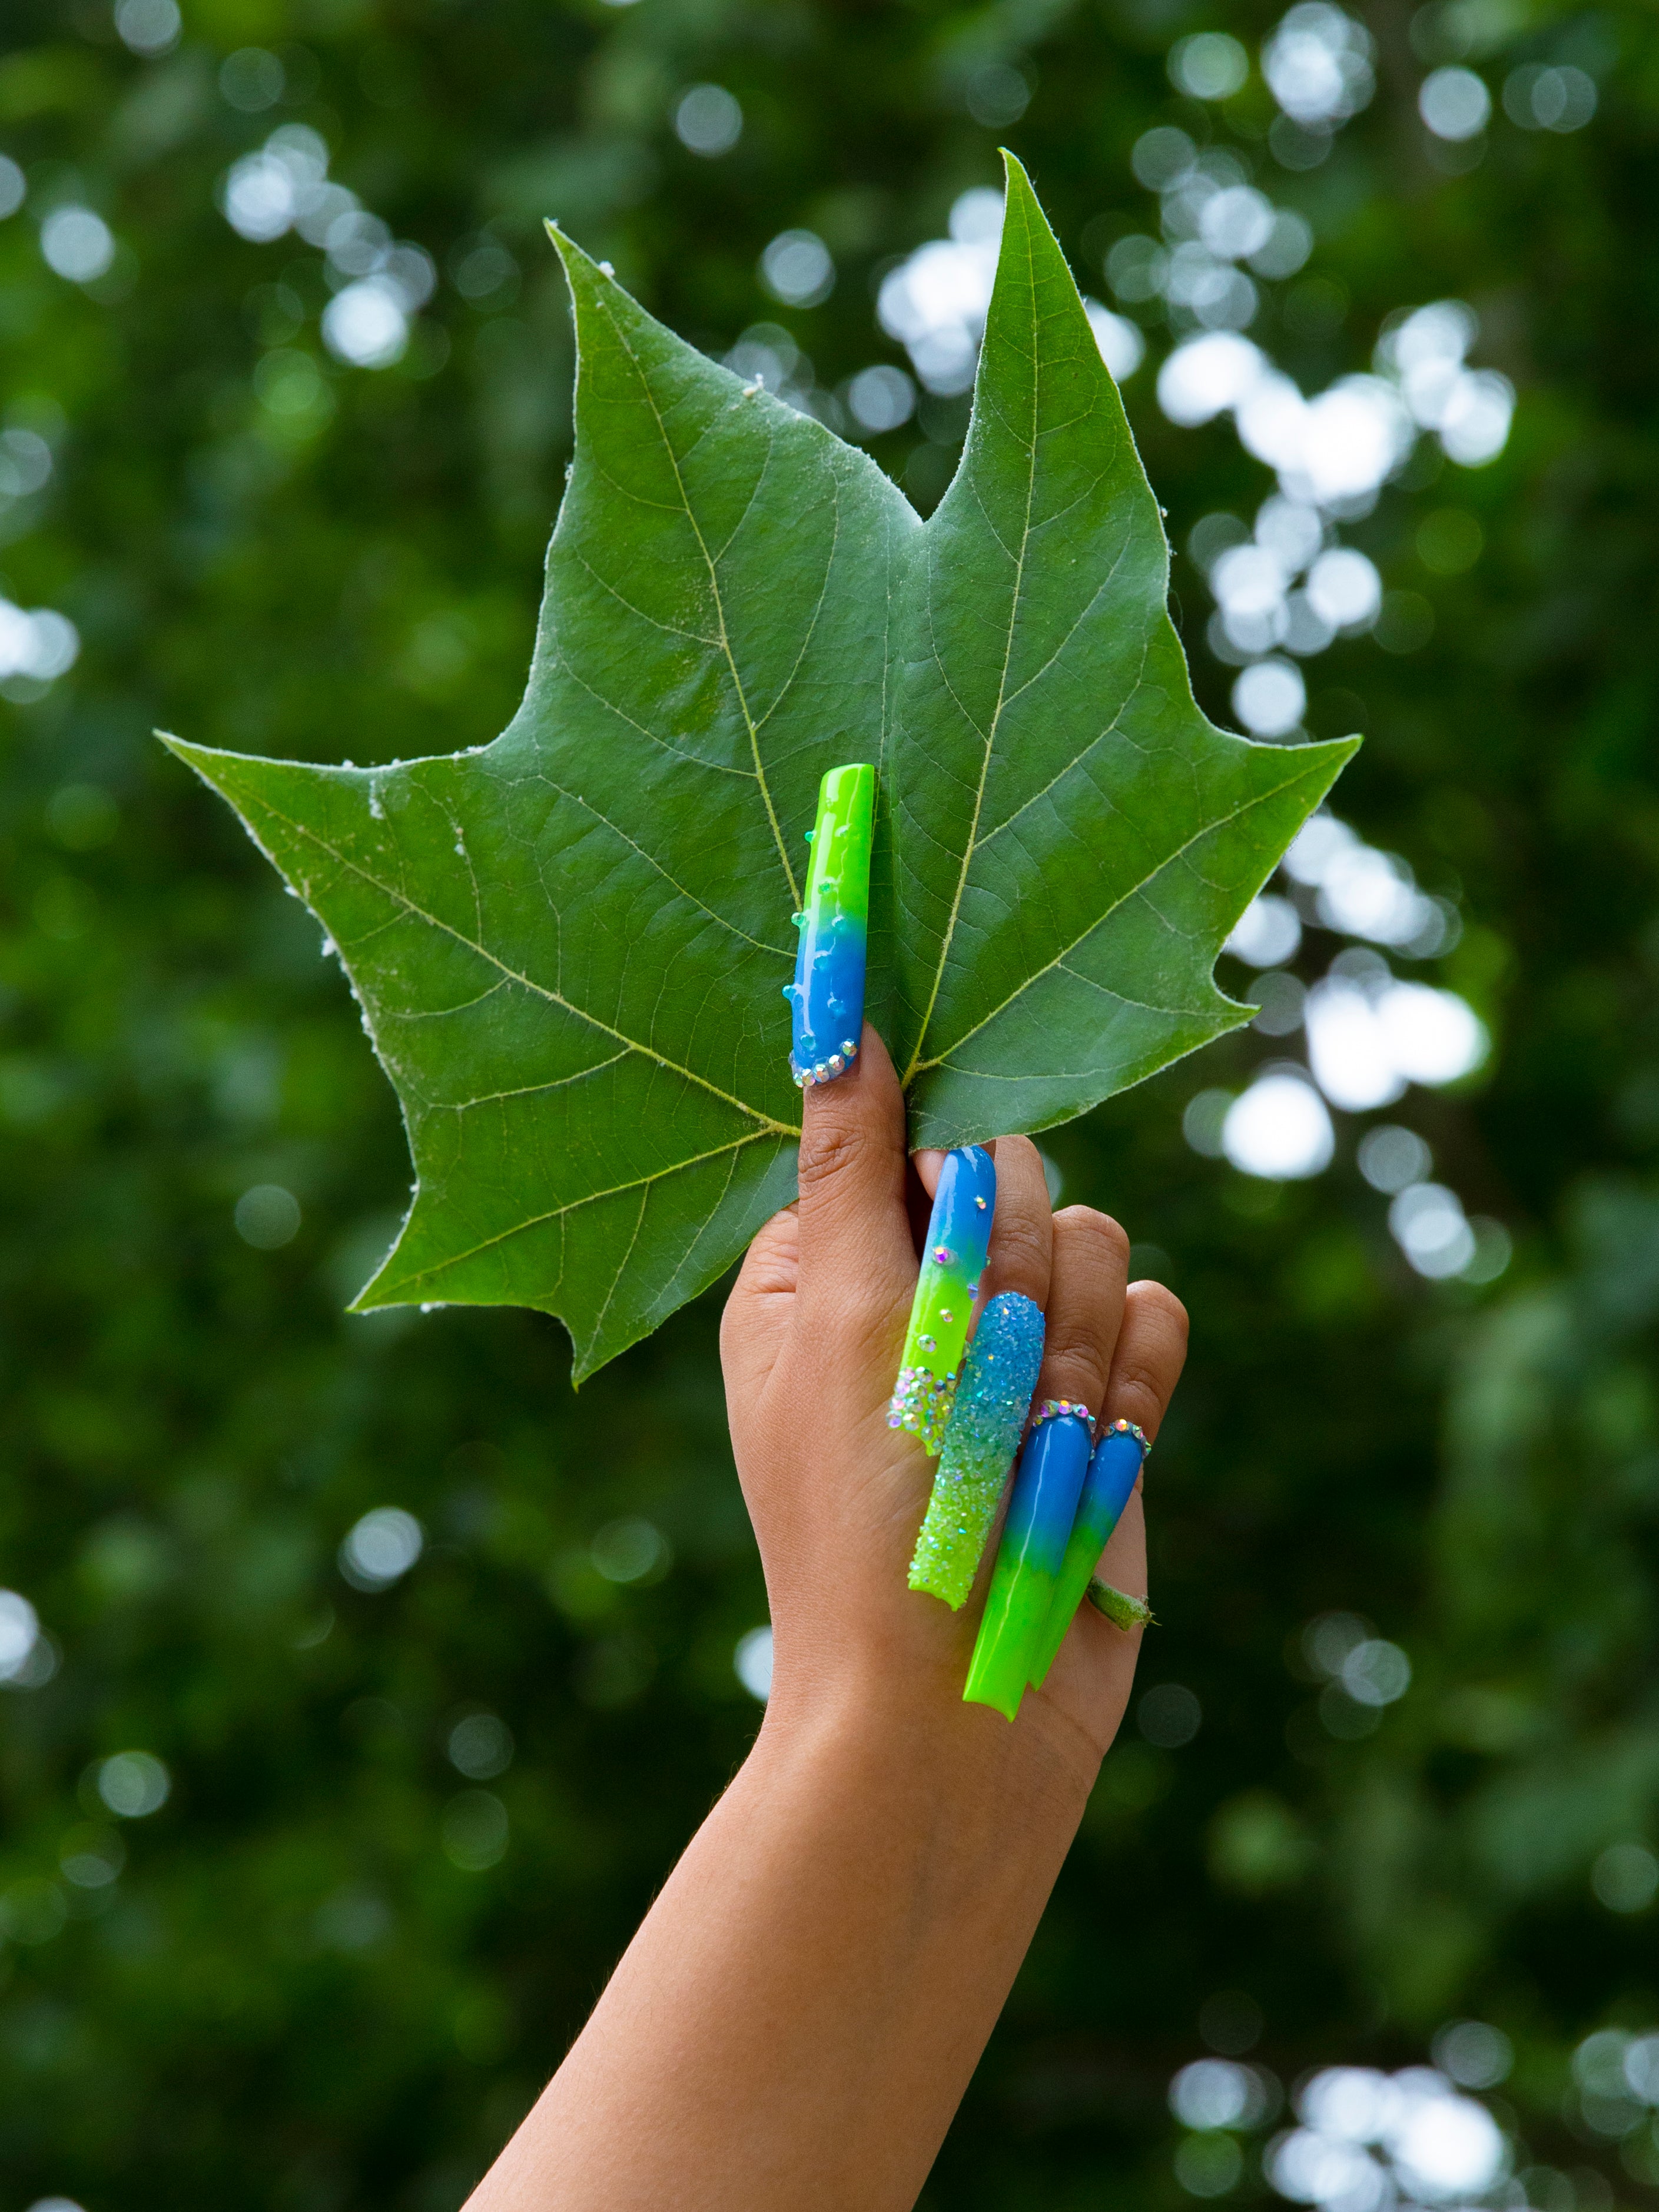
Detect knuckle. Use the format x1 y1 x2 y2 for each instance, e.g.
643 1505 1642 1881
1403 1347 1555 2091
730 1211 799 1303
997 1133 1046 1184
1107 1288 1190 1435
1054 1206 1130 1274
1057 1212 1141 1283
991 1211 1050 1288
1110 1366 1167 1433
1040 1328 1110 1404
796 1114 875 1200
842 1276 902 1347
1132 1280 1190 1343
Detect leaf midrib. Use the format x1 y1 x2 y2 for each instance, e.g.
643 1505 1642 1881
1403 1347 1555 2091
900 215 1042 1091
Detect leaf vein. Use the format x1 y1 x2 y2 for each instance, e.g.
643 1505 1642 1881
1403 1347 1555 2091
910 767 1332 1072
593 287 801 907
247 799 798 1137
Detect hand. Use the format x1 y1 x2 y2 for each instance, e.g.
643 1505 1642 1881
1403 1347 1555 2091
476 1029 1193 2212
721 1025 1189 1790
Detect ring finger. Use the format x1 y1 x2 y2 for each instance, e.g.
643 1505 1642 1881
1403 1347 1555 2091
1029 1205 1132 1419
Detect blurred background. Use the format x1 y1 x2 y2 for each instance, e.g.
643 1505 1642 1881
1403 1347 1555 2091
2 0 1658 2206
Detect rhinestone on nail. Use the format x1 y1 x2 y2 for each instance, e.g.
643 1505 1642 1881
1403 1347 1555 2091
1029 1397 1095 1430
1101 1416 1150 1453
885 1363 960 1453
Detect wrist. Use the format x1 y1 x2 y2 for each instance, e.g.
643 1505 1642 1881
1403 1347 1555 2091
753 1649 1100 1848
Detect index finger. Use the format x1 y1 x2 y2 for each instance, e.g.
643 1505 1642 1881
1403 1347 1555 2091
974 1135 1053 1318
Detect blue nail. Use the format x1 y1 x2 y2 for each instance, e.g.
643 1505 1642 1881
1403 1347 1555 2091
1027 1421 1147 1690
963 1410 1093 1721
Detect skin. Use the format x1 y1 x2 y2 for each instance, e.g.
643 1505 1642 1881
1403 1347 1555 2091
467 1028 1189 2212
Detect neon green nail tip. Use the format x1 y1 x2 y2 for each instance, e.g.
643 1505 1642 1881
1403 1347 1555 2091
963 1411 1091 1719
908 1292 1044 1608
783 763 872 1088
1027 1421 1148 1689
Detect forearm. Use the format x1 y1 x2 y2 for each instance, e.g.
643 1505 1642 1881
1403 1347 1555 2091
467 1681 1097 2212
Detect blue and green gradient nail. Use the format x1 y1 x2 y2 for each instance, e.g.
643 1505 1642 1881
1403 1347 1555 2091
886 1145 996 1454
907 1291 1044 1608
1026 1419 1148 1690
784 762 874 1089
963 1403 1094 1720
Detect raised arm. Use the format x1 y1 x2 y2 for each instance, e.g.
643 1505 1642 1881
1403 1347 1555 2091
466 1029 1188 2212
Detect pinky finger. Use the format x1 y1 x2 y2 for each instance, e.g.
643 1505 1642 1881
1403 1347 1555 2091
1089 1277 1186 1620
1100 1278 1188 1443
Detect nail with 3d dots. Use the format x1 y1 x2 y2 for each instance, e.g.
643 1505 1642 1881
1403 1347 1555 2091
781 762 874 1088
886 1145 997 1453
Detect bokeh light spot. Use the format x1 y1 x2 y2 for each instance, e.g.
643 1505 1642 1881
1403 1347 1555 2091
1170 32 1249 101
1223 1074 1333 1180
40 207 115 285
759 230 834 309
674 84 742 157
235 1184 301 1248
448 1713 514 1781
735 1626 774 1701
114 0 180 55
1139 1683 1203 1746
339 1507 424 1590
1419 66 1491 140
1592 1844 1659 1915
440 1790 509 1872
97 1751 171 1818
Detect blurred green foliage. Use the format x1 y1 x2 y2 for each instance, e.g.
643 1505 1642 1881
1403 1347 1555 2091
2 0 1658 2207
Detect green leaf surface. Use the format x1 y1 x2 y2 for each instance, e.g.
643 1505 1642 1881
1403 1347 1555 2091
165 155 1355 1380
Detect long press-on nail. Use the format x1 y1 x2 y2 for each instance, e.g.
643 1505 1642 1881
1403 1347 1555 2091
885 1145 997 1454
782 762 874 1089
1026 1419 1149 1690
962 1402 1094 1720
907 1291 1044 1608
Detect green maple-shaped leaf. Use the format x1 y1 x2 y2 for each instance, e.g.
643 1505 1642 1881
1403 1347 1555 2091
165 155 1356 1381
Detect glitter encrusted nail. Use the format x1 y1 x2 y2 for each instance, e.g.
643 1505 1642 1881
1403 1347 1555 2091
907 1292 1046 1609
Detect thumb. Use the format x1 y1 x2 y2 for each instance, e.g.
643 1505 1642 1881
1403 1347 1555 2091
794 1025 915 1323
